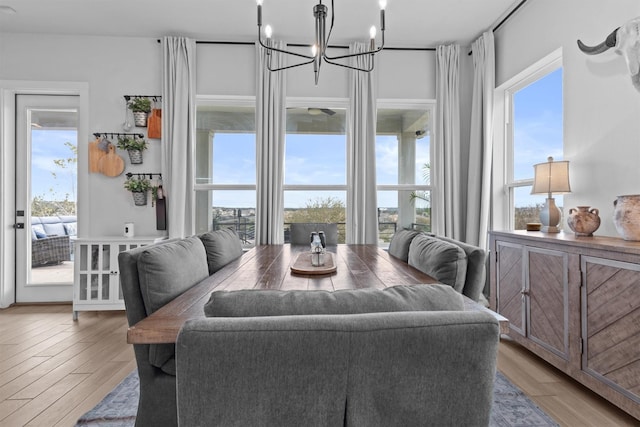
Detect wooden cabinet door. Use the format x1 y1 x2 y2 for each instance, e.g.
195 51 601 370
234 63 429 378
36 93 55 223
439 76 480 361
496 241 525 336
526 247 570 360
582 256 640 405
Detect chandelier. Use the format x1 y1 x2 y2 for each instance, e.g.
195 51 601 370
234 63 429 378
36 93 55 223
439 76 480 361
256 0 386 85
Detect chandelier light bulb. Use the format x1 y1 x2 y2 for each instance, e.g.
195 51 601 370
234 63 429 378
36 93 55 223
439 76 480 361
379 0 387 10
311 44 318 57
256 0 263 5
370 26 377 39
265 25 272 38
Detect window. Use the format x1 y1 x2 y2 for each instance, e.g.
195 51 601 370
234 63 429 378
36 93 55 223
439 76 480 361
194 100 256 247
284 105 347 242
194 99 435 247
497 51 563 230
376 105 433 245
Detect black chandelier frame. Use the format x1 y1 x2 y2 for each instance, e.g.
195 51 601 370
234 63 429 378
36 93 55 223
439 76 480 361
256 0 386 84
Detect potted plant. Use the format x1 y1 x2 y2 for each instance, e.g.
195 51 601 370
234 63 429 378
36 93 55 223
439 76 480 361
117 136 148 164
124 176 151 206
127 97 152 127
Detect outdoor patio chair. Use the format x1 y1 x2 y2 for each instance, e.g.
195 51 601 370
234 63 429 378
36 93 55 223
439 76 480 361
32 235 71 266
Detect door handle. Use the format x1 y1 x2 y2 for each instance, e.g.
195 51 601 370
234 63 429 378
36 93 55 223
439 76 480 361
14 223 25 229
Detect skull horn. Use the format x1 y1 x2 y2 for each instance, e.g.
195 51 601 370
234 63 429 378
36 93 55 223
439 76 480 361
577 27 620 54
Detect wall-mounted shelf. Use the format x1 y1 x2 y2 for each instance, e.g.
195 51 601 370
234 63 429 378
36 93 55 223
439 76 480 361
125 172 162 180
93 132 145 139
124 95 162 102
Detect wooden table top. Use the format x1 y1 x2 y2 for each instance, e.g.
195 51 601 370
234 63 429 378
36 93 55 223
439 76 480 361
127 244 508 344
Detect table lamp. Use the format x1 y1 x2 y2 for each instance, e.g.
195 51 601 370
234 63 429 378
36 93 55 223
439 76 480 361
531 156 571 233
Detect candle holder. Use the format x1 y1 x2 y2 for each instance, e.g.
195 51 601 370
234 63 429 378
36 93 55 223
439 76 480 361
311 245 325 267
310 231 326 266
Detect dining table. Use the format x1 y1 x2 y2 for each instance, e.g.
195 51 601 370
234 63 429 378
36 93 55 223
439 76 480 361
127 244 508 344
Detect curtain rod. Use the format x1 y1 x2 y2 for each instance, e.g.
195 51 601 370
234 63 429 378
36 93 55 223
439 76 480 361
157 0 529 54
493 0 528 33
157 39 435 51
468 0 528 55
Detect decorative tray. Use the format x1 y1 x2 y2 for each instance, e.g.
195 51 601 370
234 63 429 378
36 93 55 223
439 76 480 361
290 252 337 275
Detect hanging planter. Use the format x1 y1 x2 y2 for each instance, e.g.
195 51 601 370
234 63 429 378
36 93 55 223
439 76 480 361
127 149 143 164
131 191 148 206
132 111 148 127
117 136 148 164
124 176 151 206
127 97 152 127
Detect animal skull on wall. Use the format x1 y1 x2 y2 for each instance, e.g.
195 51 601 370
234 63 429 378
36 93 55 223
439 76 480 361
577 17 640 92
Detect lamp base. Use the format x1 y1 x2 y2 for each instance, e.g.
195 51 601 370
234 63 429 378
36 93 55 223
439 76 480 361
540 225 561 233
539 197 562 233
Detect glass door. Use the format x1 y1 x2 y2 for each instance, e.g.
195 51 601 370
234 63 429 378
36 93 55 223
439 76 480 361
15 94 78 303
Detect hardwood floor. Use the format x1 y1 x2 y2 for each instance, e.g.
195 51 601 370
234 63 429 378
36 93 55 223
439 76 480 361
498 336 639 426
0 305 638 426
0 305 135 427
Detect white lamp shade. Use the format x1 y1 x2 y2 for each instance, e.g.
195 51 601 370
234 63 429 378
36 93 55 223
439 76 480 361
531 157 571 195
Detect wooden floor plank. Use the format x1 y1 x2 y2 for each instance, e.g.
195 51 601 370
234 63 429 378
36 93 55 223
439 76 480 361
0 399 29 423
27 361 134 426
0 373 88 427
10 328 128 400
51 361 136 427
0 330 73 366
497 337 639 426
0 357 49 388
0 339 102 402
0 315 68 343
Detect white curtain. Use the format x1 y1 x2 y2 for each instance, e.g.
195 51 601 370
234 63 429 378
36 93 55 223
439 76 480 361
255 41 286 245
434 44 462 239
162 36 196 238
466 32 495 249
346 43 378 244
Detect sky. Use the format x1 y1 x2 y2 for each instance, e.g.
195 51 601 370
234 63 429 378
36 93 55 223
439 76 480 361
513 67 564 207
31 129 78 202
207 131 430 209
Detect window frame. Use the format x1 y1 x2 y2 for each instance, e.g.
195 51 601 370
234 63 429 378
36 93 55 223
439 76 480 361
194 95 257 193
493 49 563 231
193 96 437 240
376 99 435 234
283 97 349 195
194 96 257 238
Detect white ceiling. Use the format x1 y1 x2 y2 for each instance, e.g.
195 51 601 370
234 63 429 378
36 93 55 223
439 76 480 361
0 0 521 48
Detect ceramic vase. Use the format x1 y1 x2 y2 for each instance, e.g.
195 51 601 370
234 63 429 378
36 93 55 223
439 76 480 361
613 194 640 241
567 206 600 236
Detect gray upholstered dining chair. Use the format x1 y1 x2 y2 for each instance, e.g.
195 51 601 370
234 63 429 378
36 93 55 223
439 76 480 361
289 223 338 245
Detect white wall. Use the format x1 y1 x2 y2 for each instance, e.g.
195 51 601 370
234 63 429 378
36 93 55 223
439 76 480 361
1 33 165 238
495 0 640 237
196 42 436 99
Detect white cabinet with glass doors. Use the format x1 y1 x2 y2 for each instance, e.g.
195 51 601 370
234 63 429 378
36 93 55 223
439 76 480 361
73 238 153 320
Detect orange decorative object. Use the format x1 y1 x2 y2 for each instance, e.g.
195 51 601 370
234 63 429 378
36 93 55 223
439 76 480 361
148 109 162 139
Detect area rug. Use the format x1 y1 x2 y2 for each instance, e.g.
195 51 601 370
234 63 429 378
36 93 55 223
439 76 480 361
75 370 558 426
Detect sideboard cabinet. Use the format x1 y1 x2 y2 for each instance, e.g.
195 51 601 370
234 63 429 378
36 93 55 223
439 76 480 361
73 238 154 320
489 231 640 420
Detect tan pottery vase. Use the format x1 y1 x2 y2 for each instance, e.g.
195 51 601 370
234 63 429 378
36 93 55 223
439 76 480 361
613 194 640 241
567 206 600 236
